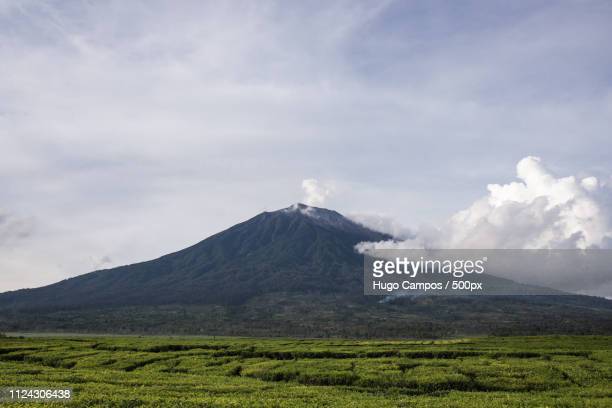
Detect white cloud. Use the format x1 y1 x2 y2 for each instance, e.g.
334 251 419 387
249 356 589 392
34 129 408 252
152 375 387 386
348 212 413 239
355 157 612 296
358 156 612 251
301 179 335 207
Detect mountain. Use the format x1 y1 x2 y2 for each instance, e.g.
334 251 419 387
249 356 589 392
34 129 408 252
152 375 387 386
0 204 390 310
1 203 612 338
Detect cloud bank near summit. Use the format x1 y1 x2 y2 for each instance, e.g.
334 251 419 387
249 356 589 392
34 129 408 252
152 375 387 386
357 157 612 251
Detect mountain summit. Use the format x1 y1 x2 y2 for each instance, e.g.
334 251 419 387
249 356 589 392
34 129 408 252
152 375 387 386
282 203 376 234
0 204 390 310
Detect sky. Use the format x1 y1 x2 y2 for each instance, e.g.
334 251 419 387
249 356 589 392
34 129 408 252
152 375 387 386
1 0 612 292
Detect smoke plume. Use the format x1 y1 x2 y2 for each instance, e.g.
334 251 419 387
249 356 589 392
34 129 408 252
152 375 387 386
302 179 335 206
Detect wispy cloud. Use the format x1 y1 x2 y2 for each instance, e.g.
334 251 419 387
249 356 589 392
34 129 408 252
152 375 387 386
0 210 35 246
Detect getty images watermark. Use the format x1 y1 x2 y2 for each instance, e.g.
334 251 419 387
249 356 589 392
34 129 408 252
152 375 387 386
363 249 612 296
370 254 488 293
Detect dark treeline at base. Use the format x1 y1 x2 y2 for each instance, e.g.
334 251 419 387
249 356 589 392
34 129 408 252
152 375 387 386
2 294 611 338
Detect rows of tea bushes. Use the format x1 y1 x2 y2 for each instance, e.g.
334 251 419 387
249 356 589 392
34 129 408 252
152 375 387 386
0 335 610 407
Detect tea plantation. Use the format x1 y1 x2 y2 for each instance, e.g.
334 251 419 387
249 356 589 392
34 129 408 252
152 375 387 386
0 335 610 407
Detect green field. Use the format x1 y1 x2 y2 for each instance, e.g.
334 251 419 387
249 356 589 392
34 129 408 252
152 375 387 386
1 335 611 407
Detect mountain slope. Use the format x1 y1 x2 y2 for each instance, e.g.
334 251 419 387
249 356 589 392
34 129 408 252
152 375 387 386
0 204 390 310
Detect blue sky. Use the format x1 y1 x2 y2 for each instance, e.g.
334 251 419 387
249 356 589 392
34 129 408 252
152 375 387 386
1 0 611 291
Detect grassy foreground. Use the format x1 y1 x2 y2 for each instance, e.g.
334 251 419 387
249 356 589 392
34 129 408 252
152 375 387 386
0 335 610 407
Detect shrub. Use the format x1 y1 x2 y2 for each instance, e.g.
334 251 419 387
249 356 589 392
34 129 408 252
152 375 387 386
227 364 242 376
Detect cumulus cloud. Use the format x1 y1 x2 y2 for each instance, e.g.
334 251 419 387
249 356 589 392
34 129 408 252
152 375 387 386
301 179 335 206
358 156 612 251
355 157 612 296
